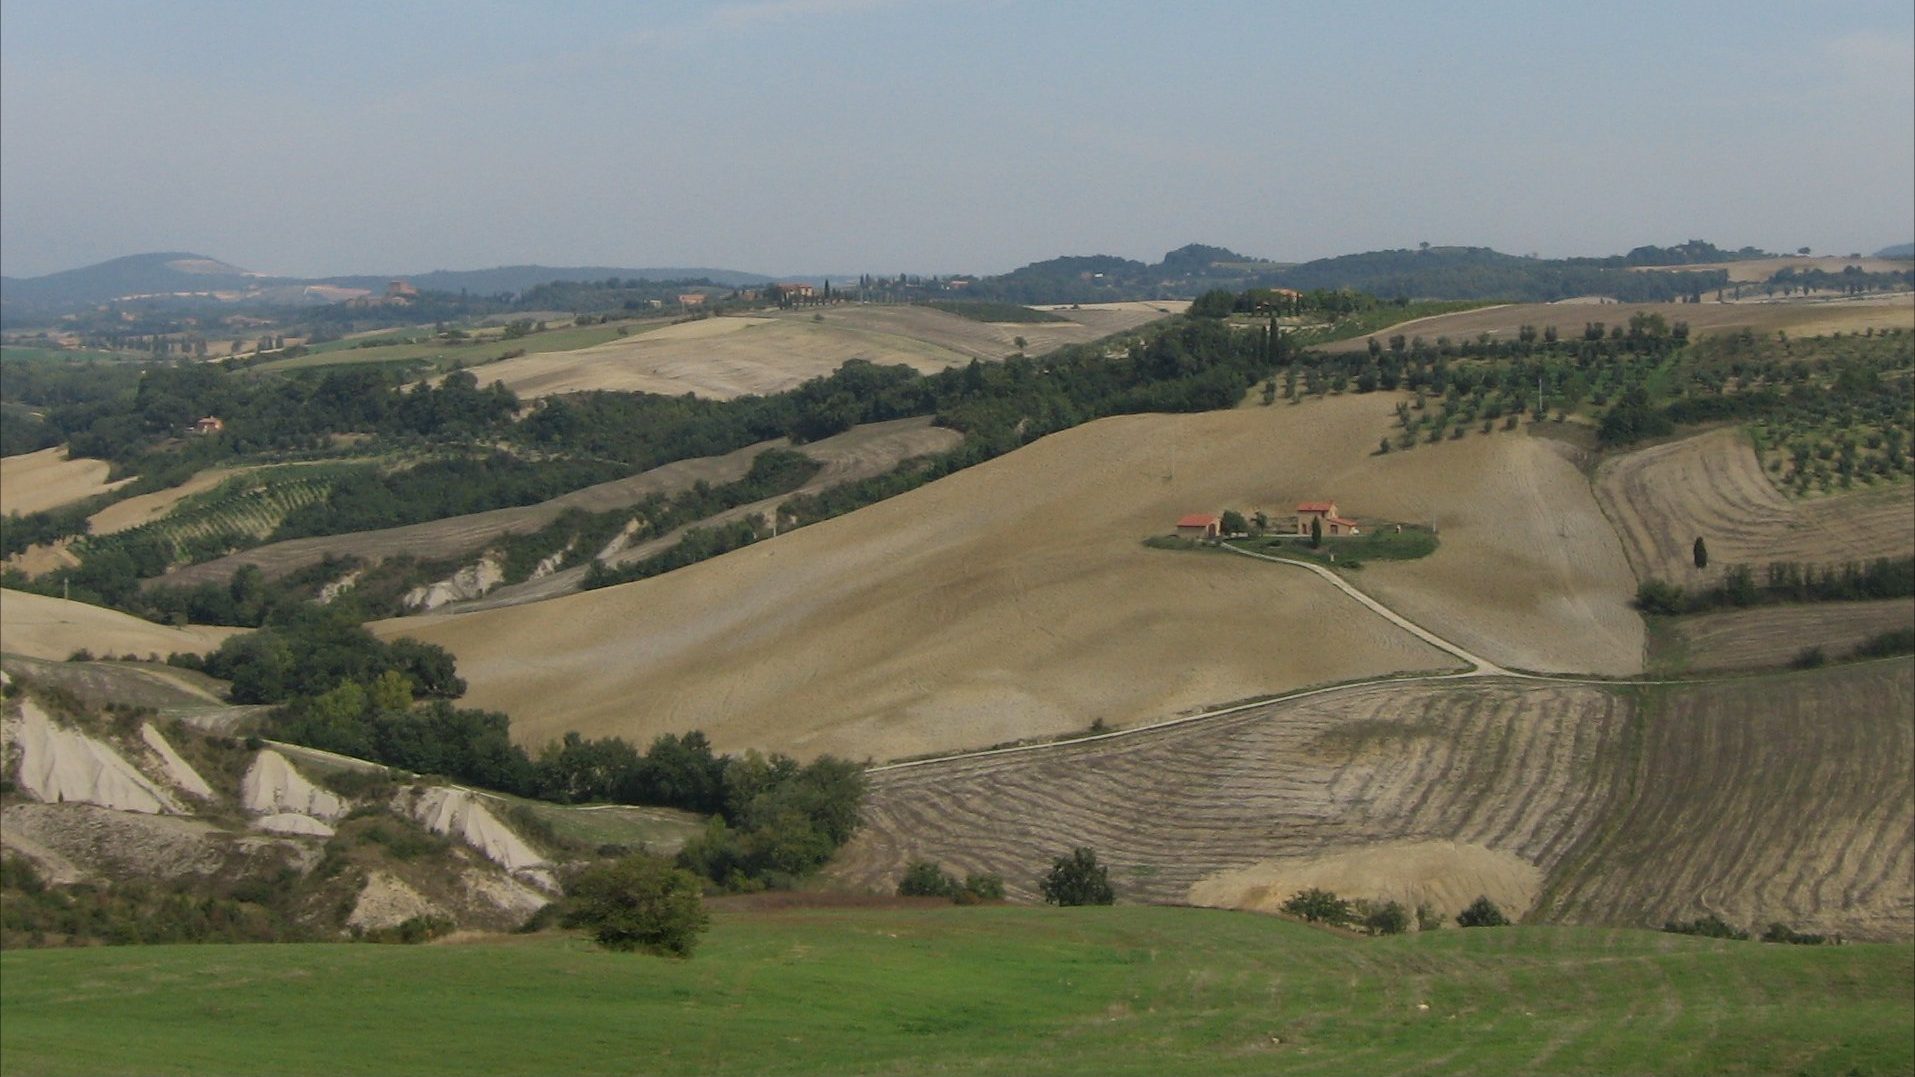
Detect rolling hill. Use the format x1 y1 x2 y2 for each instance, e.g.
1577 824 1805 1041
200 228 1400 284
381 392 1641 761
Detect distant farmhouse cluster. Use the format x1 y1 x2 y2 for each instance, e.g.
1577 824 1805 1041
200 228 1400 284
1176 501 1360 541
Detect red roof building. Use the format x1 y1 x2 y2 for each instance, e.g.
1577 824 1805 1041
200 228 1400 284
1296 501 1360 536
1176 513 1222 540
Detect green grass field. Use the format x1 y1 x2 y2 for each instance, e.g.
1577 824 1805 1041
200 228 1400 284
2 906 1906 1076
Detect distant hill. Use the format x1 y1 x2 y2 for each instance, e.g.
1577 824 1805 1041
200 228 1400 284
1875 242 1915 259
0 252 266 307
316 265 775 295
1258 245 1736 302
1 254 777 317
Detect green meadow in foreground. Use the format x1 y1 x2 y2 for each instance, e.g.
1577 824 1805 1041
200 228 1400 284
1 905 1908 1076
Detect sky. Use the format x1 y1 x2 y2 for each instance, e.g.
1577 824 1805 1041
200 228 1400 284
2 0 1911 279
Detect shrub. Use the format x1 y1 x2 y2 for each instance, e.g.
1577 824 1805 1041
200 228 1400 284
1415 903 1441 932
1363 899 1411 936
961 873 1005 902
1455 896 1509 928
563 854 710 956
1281 887 1352 926
1039 847 1114 906
897 860 958 899
1761 922 1829 945
1663 914 1748 940
1791 646 1827 669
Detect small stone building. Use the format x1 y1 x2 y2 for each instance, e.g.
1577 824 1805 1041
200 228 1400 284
1296 501 1360 536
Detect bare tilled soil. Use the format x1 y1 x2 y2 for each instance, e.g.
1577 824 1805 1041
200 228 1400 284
1594 428 1914 585
151 418 959 590
1538 661 1913 941
830 678 1631 920
467 302 1180 400
1315 295 1913 354
1670 600 1914 671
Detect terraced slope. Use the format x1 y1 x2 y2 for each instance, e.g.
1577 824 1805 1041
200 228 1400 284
1595 427 1914 584
836 662 1914 940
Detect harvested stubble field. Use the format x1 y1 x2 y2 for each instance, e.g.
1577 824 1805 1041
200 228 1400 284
1538 660 1913 941
0 447 127 516
1640 254 1914 284
386 392 1641 761
836 662 1914 941
0 590 241 661
467 302 1180 400
1595 427 1914 584
1666 599 1914 672
1314 295 1914 354
4 909 1908 1077
151 418 957 590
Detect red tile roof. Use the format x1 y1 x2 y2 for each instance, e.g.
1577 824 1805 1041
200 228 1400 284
1327 516 1360 528
1177 514 1222 528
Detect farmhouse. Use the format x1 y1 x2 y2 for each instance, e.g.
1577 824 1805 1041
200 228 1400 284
1176 513 1222 540
190 416 225 436
771 282 816 302
678 293 708 308
1296 501 1359 536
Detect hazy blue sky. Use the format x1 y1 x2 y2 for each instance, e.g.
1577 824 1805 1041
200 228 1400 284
3 0 1911 278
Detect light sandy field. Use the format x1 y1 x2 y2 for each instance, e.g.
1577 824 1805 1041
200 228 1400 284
0 590 241 661
1638 255 1912 284
1331 431 1643 674
1669 600 1913 672
1316 295 1914 353
382 392 1637 760
85 467 239 535
152 418 958 590
834 663 1914 939
468 303 1178 400
0 448 128 516
1595 427 1915 585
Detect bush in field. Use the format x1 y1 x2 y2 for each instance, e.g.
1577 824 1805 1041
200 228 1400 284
1456 896 1510 928
563 854 709 956
1663 914 1748 940
1281 887 1352 926
1362 900 1411 936
1039 848 1115 906
897 861 958 899
1761 922 1830 945
958 873 1005 903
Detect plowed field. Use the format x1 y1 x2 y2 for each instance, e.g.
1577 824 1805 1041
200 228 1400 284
1669 600 1914 671
1594 428 1914 584
1538 661 1913 940
836 662 1914 940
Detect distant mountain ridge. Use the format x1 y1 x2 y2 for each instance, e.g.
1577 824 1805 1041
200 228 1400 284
1876 242 1915 259
1 254 776 312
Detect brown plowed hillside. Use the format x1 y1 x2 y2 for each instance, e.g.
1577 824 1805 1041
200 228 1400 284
830 679 1629 917
1671 600 1914 672
151 418 958 589
0 590 241 661
1315 295 1913 354
835 663 1914 940
1537 661 1913 941
469 303 1180 400
381 392 1637 760
0 447 128 515
1594 428 1914 585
